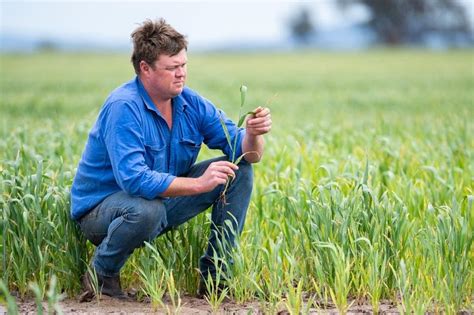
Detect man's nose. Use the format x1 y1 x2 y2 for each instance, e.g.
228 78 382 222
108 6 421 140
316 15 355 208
176 66 186 77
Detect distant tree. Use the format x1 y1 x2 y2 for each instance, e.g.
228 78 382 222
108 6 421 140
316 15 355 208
37 39 58 52
337 0 472 44
289 7 316 44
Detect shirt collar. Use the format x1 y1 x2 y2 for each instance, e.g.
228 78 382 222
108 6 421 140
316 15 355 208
136 76 188 116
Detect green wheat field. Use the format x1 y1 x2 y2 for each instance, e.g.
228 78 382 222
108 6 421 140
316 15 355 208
1 50 473 313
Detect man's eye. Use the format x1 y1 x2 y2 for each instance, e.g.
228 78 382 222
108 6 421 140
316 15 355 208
166 64 185 71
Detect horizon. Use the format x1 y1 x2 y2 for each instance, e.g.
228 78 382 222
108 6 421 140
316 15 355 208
0 1 376 52
1 0 473 53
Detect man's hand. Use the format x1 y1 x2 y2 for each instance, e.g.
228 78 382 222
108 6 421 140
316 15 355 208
245 106 272 136
196 161 238 193
241 106 271 163
160 161 238 197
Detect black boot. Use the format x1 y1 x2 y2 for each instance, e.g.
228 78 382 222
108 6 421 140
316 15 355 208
79 270 128 302
98 274 128 299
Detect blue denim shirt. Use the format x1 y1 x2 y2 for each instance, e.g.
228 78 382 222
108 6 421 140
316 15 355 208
71 77 245 220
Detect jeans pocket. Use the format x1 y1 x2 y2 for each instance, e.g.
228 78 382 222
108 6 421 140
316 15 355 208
78 207 107 245
79 219 106 245
85 232 107 246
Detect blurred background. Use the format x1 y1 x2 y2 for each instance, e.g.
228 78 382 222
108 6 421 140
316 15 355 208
1 0 473 53
1 3 473 310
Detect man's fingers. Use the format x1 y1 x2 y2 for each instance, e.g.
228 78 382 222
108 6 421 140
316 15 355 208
246 109 272 135
248 108 271 123
211 161 239 170
253 106 263 114
210 167 231 175
248 117 272 126
247 117 272 127
251 127 271 135
209 163 237 177
253 107 270 117
212 171 229 181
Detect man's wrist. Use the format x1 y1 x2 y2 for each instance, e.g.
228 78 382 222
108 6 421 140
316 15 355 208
244 133 261 144
191 177 204 194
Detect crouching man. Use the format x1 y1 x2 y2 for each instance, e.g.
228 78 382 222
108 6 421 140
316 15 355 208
70 18 272 300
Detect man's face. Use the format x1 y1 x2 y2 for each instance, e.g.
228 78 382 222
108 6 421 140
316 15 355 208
145 49 187 99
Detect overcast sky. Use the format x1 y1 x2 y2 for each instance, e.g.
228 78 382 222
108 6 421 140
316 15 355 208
2 0 473 50
0 0 371 49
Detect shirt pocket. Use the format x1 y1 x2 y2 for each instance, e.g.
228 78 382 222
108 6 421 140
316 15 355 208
144 143 168 173
177 134 203 175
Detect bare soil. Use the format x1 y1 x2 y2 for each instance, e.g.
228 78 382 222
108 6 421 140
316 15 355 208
5 294 405 314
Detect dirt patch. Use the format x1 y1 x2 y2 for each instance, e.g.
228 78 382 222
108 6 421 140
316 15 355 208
4 295 405 314
10 296 261 315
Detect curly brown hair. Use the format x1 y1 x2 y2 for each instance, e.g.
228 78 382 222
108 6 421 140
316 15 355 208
131 18 188 74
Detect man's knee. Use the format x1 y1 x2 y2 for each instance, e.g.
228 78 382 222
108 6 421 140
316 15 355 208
235 161 253 190
125 198 167 235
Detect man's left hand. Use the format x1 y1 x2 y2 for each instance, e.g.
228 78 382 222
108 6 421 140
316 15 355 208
245 107 272 136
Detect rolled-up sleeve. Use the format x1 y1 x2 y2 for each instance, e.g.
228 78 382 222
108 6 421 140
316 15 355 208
102 101 175 198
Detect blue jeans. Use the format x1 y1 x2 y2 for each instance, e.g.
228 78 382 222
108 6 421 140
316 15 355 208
77 156 253 279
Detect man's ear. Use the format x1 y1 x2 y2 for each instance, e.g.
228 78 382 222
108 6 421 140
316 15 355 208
139 61 149 74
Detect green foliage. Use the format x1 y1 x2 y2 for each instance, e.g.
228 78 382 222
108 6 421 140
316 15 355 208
0 50 473 313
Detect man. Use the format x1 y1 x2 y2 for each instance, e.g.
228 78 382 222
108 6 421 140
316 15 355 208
71 18 271 300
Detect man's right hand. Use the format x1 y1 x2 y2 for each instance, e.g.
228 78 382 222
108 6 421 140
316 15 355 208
196 161 238 193
160 161 238 197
